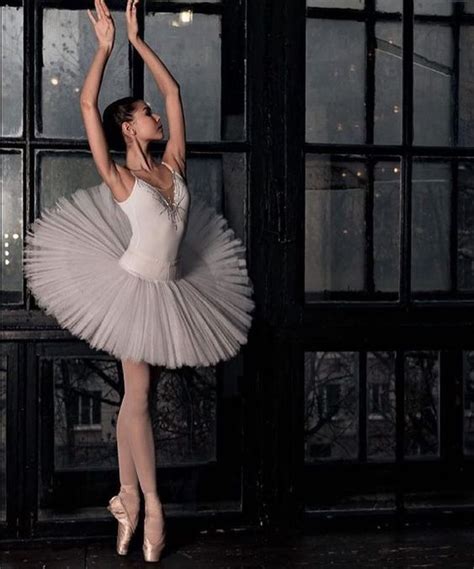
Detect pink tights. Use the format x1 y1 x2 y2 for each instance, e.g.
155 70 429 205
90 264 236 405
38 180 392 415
115 359 164 540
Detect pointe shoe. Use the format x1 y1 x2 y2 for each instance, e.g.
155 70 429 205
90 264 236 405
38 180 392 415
142 505 166 562
107 494 138 556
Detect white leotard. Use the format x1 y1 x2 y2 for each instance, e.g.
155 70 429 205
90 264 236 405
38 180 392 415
113 161 190 282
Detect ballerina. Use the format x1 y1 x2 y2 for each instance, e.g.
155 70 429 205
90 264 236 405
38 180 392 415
23 0 255 563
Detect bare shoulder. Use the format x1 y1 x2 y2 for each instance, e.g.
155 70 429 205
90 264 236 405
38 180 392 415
115 162 135 184
113 163 136 199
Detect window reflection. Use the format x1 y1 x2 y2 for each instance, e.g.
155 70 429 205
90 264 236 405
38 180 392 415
305 156 400 298
367 351 396 461
305 156 367 294
304 351 359 461
306 19 366 144
458 161 474 290
404 351 440 458
411 160 451 292
1 5 23 137
144 12 225 142
40 8 129 139
1 153 23 305
414 23 453 146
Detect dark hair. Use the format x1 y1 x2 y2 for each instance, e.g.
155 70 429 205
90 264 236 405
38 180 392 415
102 96 141 152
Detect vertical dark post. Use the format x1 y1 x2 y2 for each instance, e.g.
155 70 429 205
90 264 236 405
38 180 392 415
400 0 414 304
246 0 305 530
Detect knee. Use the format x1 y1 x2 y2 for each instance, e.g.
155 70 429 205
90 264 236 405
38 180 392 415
122 392 150 415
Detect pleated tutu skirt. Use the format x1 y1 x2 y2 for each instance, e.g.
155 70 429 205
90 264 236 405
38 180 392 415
22 182 255 368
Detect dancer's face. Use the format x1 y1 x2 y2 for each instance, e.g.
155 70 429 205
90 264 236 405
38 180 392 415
123 100 164 145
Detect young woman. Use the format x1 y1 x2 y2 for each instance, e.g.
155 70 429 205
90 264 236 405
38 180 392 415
23 0 255 563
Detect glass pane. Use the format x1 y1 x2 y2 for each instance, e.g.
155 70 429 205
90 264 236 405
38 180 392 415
0 354 6 521
154 368 217 464
404 351 440 459
304 351 359 462
1 153 23 305
40 8 129 138
379 0 462 15
37 153 103 211
377 0 402 11
414 0 457 15
458 161 474 290
306 19 366 143
411 160 451 292
307 0 364 7
367 352 396 461
459 25 474 146
38 356 122 520
374 22 403 145
463 351 474 455
144 12 231 142
414 23 453 146
374 160 400 292
1 6 23 137
305 156 366 294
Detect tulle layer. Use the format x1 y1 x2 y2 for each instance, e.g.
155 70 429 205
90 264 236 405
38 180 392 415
23 182 255 368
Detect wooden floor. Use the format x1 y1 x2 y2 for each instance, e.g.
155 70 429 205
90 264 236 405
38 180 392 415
2 526 474 568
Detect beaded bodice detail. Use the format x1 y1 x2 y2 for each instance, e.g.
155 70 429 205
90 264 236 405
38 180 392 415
139 168 187 230
114 162 187 231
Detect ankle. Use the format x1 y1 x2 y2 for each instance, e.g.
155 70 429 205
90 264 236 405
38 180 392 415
144 492 163 510
119 484 139 495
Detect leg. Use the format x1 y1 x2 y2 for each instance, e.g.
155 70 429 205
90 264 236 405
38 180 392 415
121 358 158 495
121 359 165 544
115 360 140 526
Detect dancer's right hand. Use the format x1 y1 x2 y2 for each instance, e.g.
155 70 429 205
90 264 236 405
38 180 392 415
87 0 116 52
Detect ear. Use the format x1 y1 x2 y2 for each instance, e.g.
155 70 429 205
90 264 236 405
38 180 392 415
121 121 135 143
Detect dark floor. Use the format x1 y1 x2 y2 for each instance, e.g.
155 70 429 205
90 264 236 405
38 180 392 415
2 526 474 568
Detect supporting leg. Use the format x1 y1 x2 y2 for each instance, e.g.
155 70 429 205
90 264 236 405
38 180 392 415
115 360 141 526
120 359 165 543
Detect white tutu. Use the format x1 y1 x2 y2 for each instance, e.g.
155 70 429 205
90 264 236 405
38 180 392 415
22 181 255 368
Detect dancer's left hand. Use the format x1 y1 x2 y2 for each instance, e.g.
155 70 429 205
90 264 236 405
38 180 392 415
126 0 140 43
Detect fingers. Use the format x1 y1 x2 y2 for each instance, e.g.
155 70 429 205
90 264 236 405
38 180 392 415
94 0 102 19
100 0 111 17
94 0 111 20
86 8 97 24
126 0 138 18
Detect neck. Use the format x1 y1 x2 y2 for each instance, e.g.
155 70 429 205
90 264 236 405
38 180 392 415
125 143 156 172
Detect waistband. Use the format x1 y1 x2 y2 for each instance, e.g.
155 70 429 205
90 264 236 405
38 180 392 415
118 245 181 282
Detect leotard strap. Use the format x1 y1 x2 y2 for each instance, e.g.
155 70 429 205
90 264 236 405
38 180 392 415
161 160 185 182
161 161 175 173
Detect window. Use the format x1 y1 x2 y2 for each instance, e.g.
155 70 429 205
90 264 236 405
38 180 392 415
71 390 102 428
305 0 474 301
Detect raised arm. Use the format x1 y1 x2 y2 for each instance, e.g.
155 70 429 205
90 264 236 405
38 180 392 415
80 0 122 195
127 0 186 173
